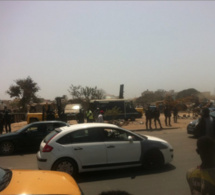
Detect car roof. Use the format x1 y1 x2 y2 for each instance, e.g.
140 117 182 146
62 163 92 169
59 123 119 132
30 121 68 125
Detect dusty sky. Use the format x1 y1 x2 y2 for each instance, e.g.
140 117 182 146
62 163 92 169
1 1 215 100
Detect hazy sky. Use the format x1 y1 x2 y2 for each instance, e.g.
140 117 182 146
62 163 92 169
1 1 215 100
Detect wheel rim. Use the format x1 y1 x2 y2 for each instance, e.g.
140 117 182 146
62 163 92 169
56 161 74 175
1 142 14 154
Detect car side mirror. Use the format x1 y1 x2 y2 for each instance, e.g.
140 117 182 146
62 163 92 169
128 136 133 143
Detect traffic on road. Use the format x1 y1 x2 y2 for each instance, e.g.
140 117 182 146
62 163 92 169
0 116 201 195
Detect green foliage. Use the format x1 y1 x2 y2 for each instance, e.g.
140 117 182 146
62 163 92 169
68 84 105 103
6 76 40 111
176 88 200 99
135 89 167 107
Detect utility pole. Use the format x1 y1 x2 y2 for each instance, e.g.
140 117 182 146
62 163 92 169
119 84 124 99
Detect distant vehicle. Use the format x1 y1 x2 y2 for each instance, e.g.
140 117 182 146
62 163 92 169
0 167 82 195
0 121 68 155
89 99 142 121
187 111 215 137
26 103 59 124
64 104 82 120
187 119 199 137
27 97 66 124
37 123 173 177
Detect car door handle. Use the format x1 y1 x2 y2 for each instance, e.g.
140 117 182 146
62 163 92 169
74 147 83 150
107 145 115 148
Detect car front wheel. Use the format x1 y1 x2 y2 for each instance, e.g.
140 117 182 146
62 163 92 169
0 141 15 155
142 149 164 170
52 158 78 177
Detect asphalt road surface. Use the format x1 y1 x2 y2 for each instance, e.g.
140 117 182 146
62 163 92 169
0 125 199 195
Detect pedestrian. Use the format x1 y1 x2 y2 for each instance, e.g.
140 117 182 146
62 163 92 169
76 109 85 123
97 110 104 123
154 107 162 129
3 106 11 133
0 112 4 134
186 136 215 194
173 106 178 123
194 107 214 138
145 105 152 130
46 105 55 120
94 108 100 122
86 108 94 123
164 105 171 126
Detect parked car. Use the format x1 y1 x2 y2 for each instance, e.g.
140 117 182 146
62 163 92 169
187 111 215 137
37 123 173 176
0 167 82 194
187 119 199 137
0 121 69 155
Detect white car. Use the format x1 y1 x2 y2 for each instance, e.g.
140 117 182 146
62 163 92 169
37 123 173 176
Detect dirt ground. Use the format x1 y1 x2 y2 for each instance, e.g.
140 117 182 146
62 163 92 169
10 111 195 132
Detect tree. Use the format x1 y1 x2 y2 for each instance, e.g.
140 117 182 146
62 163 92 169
6 76 40 111
176 88 200 99
135 89 167 107
68 85 105 106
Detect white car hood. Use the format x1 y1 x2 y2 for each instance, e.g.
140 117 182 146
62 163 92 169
145 135 168 144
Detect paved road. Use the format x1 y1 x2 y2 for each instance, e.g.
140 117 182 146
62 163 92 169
0 126 199 195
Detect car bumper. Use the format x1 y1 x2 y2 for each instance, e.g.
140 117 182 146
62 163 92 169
161 147 174 164
37 151 53 170
187 125 195 134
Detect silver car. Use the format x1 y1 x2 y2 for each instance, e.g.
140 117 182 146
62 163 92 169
37 123 174 177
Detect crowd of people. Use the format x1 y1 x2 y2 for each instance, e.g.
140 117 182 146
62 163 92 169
1 103 215 194
144 105 178 130
76 108 104 124
0 106 12 134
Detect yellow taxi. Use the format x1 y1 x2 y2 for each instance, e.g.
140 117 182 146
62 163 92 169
0 167 82 195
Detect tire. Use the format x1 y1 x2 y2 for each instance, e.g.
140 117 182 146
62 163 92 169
0 141 15 155
52 158 78 177
142 149 164 170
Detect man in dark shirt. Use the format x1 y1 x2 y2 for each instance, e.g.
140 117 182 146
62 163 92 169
186 136 215 194
3 107 11 133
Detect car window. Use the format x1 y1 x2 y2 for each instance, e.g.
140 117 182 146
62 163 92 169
44 130 60 143
57 128 104 144
104 128 141 141
26 124 46 133
54 123 67 128
46 123 65 133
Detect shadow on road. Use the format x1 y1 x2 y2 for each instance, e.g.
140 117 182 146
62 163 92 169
77 164 176 183
188 135 197 139
0 150 37 157
132 127 180 132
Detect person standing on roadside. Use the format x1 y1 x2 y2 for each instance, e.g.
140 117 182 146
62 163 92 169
164 105 171 126
0 112 4 134
173 106 178 123
97 110 104 123
186 136 215 194
145 105 152 130
194 107 214 138
3 106 11 133
76 109 85 123
154 106 162 129
86 108 94 123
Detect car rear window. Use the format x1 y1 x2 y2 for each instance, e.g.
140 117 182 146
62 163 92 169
44 129 61 143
